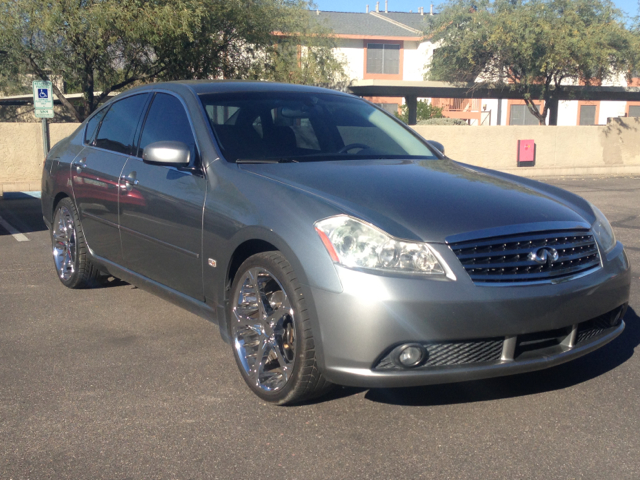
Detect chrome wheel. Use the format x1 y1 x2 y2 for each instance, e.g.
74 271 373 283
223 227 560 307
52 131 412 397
232 267 296 392
52 205 77 281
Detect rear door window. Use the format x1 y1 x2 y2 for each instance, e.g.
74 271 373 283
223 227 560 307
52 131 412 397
94 94 149 155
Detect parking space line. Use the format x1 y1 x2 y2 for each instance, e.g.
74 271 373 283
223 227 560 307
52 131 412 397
0 216 29 242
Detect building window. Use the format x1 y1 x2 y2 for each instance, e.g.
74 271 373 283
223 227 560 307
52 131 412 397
579 105 597 125
628 105 640 117
509 104 540 125
367 44 400 75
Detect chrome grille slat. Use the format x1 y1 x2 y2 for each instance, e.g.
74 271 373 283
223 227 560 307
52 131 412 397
451 232 594 250
449 229 600 284
454 240 596 260
467 258 600 281
462 250 599 270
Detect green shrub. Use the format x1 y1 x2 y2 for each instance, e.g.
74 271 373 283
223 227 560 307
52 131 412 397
395 100 444 123
417 117 469 126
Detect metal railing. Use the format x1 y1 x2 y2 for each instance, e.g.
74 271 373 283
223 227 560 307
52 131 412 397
431 98 482 112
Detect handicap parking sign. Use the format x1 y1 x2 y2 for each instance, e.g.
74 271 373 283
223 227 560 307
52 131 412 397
32 80 54 118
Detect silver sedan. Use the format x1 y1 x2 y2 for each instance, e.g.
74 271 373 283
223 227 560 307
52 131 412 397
41 81 631 404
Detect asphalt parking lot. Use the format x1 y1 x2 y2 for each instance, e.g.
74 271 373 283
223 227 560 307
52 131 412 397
1 176 639 480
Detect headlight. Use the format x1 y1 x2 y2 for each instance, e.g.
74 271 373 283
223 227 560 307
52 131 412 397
590 203 616 253
314 215 446 275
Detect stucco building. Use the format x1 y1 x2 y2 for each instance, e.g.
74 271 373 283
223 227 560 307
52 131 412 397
318 8 640 125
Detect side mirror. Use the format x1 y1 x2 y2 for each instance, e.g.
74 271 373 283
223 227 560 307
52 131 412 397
427 140 445 155
142 141 191 166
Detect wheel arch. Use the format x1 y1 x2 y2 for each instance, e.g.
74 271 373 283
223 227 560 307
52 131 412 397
213 225 338 369
52 192 70 216
226 239 279 292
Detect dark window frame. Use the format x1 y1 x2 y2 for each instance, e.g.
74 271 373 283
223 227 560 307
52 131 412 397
84 106 109 146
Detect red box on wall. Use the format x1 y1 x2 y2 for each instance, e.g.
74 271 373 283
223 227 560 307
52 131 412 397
518 139 535 167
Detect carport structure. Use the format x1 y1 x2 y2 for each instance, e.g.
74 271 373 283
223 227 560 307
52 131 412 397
349 79 640 125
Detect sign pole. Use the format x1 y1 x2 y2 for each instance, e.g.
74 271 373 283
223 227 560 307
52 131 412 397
42 118 49 156
32 80 54 158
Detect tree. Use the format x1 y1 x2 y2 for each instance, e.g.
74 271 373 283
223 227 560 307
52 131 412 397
246 13 351 90
395 100 444 123
0 0 348 121
426 0 638 125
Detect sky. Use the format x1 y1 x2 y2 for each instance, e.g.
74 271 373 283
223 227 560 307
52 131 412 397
312 0 639 19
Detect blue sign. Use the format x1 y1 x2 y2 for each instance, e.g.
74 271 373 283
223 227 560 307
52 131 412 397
38 89 49 99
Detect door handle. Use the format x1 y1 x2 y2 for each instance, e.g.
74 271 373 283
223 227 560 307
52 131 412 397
120 173 139 191
74 159 86 174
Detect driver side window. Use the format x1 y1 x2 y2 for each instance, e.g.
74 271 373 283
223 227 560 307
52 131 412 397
138 93 197 161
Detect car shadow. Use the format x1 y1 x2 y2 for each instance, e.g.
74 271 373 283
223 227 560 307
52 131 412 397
99 276 130 288
0 196 48 234
363 307 639 407
300 307 639 407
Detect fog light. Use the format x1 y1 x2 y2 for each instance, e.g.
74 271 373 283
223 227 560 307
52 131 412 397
397 345 425 367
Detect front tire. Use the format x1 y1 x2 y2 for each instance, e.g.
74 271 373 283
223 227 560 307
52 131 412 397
228 252 333 405
51 198 102 289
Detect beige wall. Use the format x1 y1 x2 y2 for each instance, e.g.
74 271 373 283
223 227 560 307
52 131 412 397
412 117 640 177
1 118 639 194
0 122 79 193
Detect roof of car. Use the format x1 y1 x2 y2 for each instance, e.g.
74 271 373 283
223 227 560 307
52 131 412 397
126 80 354 97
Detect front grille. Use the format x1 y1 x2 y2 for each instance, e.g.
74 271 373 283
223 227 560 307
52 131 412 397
376 339 503 370
449 229 600 284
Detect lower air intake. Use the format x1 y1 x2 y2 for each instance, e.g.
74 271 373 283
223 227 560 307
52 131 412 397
376 338 503 370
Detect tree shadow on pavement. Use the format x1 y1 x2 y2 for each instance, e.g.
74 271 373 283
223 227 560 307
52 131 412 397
363 307 639 407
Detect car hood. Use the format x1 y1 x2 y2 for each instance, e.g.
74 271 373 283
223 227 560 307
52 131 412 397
239 159 592 243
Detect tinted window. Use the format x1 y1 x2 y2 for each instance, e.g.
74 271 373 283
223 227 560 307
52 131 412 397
139 93 196 159
84 108 107 144
629 105 640 117
199 92 437 162
206 104 240 125
509 105 540 125
367 44 400 75
94 94 149 154
579 105 596 125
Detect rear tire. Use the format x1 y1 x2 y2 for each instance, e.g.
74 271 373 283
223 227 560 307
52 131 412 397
228 251 333 405
51 198 102 289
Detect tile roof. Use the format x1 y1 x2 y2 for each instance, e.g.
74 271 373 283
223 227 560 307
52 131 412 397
313 11 426 38
375 12 431 31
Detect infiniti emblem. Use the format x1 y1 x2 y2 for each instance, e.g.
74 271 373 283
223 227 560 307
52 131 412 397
528 247 559 266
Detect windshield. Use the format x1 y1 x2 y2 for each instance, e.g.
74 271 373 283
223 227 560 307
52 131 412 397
198 92 437 162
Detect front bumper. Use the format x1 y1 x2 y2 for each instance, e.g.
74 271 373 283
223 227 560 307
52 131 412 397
307 241 631 388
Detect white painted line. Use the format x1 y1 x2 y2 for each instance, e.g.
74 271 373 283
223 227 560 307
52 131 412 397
0 216 29 242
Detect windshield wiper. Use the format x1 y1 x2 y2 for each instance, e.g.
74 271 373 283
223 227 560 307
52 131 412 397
236 158 299 164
